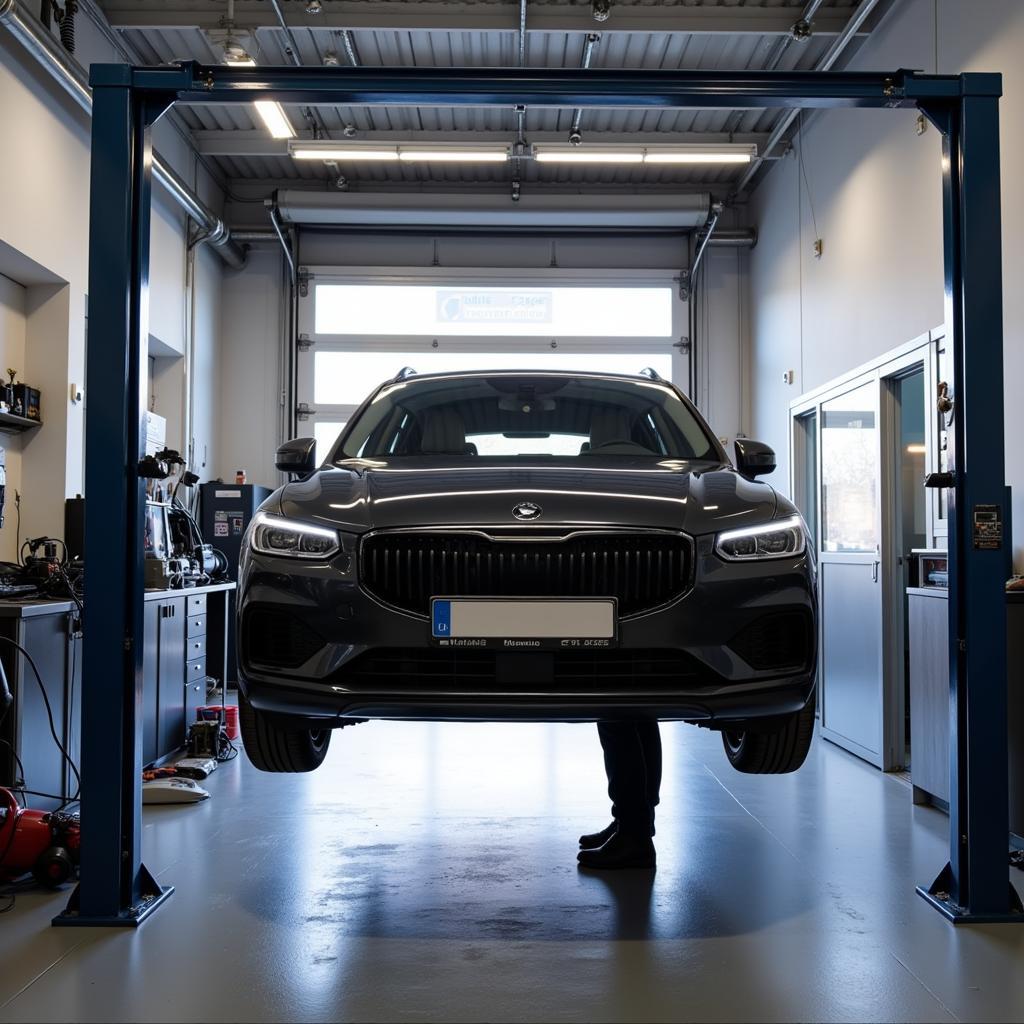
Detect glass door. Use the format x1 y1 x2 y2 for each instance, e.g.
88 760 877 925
818 378 885 765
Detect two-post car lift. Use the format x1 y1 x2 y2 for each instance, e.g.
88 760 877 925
56 62 1021 926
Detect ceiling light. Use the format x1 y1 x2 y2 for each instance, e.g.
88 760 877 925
254 100 296 140
291 147 400 161
535 149 644 164
223 40 255 66
534 144 756 165
398 149 508 163
288 143 508 163
644 148 754 164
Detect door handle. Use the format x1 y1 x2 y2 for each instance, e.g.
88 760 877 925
872 561 880 583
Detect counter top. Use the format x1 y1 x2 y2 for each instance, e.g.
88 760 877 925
143 581 236 602
908 585 1024 604
0 580 235 617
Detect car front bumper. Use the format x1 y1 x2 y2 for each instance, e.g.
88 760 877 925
236 537 817 725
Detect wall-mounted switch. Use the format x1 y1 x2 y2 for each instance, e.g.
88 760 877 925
782 370 795 385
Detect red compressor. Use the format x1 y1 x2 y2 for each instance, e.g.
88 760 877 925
0 787 80 888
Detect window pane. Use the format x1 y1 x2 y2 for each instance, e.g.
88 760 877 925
821 384 877 553
467 432 587 456
313 420 345 461
338 373 716 462
314 284 673 338
314 350 673 406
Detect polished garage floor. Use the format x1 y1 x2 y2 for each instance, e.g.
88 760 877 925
1 721 1023 1023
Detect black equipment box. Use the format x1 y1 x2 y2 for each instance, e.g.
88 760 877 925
200 483 271 682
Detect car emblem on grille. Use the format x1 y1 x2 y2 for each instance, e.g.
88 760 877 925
512 501 542 521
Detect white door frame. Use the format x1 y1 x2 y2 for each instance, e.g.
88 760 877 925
789 332 939 770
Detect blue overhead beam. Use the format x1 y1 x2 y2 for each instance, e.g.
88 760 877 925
56 61 1019 927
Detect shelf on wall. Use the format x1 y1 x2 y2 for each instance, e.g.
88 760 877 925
0 411 42 434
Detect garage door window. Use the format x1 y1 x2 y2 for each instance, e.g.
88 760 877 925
313 350 673 406
314 284 673 338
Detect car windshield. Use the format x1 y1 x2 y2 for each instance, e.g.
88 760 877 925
333 373 720 461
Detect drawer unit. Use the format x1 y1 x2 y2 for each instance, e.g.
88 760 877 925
188 593 207 616
185 674 205 725
186 634 207 661
187 613 207 638
186 657 207 686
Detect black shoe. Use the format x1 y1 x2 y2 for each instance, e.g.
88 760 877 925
579 820 618 850
577 831 656 871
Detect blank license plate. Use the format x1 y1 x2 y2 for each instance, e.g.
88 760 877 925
431 598 617 650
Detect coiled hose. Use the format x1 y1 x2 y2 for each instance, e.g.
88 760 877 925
55 0 77 54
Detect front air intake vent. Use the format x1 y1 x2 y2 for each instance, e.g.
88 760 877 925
360 530 693 619
244 608 326 669
728 611 812 672
332 647 721 694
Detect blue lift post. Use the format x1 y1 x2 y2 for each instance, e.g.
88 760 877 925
55 64 1020 926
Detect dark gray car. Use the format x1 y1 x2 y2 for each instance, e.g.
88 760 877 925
236 369 817 774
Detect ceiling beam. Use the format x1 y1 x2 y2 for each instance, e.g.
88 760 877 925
193 129 774 157
99 1 870 37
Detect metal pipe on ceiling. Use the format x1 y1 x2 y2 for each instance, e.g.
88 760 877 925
689 202 723 281
733 0 883 194
518 0 527 67
569 33 601 143
339 28 359 66
0 0 245 268
268 0 332 142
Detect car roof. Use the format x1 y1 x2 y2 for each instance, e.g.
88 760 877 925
386 368 670 386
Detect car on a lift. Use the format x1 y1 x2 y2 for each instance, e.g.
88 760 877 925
236 368 817 775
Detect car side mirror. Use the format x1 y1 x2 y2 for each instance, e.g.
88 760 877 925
275 437 316 476
734 438 776 479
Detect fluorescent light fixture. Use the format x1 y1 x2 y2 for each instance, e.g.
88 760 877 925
398 149 508 163
906 443 927 454
535 144 756 165
644 150 753 164
254 100 295 140
288 142 508 163
535 149 644 164
292 147 400 161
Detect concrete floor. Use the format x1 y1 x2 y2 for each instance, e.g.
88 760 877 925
1 721 1023 1023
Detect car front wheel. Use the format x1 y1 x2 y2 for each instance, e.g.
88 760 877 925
238 691 331 773
721 693 816 774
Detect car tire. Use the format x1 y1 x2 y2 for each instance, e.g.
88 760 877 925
238 691 331 773
721 694 816 774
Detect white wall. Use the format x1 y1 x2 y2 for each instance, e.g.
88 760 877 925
0 16 227 537
746 0 1024 566
218 249 286 487
0 275 26 562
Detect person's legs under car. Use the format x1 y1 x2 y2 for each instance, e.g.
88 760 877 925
578 720 661 870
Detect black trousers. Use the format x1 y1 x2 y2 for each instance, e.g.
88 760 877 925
597 720 662 838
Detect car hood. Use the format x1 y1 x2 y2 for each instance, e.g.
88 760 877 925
277 457 778 536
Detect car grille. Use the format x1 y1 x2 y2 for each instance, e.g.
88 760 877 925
728 611 813 671
332 647 722 694
244 608 327 669
360 531 692 618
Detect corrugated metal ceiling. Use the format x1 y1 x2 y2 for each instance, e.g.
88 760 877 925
102 0 876 189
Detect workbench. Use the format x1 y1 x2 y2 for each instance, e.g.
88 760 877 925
0 582 235 810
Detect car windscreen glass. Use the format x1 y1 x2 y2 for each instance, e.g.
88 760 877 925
334 374 718 461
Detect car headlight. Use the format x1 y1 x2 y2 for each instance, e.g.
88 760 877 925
715 514 807 561
249 511 341 560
